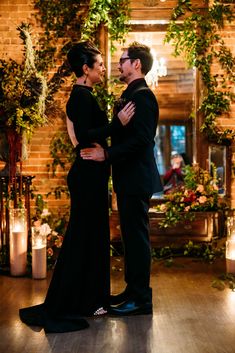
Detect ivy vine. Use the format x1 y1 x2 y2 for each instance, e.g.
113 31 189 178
81 0 130 52
165 0 235 144
34 0 130 75
48 131 76 175
33 0 87 102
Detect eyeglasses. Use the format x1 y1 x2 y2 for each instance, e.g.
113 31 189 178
119 57 137 65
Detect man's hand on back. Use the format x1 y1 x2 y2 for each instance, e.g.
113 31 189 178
80 143 105 161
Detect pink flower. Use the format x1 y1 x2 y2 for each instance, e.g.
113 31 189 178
199 196 207 204
47 248 53 257
184 206 191 212
160 204 167 212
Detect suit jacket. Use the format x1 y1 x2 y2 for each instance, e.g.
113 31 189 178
107 78 163 196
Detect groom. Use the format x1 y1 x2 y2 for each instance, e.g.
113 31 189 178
81 42 163 315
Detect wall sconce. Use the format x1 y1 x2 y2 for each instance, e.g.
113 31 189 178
226 220 235 274
9 208 28 276
32 226 47 279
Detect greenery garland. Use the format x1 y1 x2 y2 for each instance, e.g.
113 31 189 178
165 0 235 144
33 0 87 76
81 0 130 52
33 0 130 76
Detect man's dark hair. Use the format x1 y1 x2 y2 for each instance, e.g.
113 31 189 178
127 42 153 75
67 41 101 77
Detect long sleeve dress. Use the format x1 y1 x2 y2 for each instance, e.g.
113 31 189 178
19 85 118 333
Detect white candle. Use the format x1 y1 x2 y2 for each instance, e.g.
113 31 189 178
231 229 235 240
226 240 235 260
9 208 28 277
10 230 27 276
32 245 47 279
226 240 235 274
226 259 235 274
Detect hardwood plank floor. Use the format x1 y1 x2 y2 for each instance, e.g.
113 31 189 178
0 257 235 353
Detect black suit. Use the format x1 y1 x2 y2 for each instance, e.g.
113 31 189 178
107 78 163 304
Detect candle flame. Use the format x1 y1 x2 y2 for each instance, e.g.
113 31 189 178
13 222 24 232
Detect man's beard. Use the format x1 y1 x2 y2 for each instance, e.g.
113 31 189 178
119 71 131 83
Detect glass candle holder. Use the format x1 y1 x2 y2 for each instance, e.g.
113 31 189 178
31 226 47 279
9 208 28 276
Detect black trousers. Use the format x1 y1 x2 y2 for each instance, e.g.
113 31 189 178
116 193 152 304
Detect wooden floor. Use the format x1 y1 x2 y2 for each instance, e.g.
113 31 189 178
1 256 235 353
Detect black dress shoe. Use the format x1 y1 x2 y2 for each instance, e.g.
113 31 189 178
110 291 129 305
108 300 152 316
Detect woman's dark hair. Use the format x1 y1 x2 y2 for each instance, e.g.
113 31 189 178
127 42 153 75
67 41 101 77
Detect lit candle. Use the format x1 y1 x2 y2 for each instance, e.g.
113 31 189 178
231 228 235 240
32 245 47 279
226 239 235 274
32 227 47 279
9 209 27 277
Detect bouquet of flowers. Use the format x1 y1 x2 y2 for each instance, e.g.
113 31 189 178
156 164 220 228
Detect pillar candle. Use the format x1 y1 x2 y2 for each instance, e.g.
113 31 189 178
32 245 47 279
31 227 47 279
9 208 27 277
226 239 235 274
10 229 27 276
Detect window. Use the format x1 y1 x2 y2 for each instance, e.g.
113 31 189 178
155 124 191 176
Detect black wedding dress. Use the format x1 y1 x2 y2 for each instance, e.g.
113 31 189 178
19 85 114 333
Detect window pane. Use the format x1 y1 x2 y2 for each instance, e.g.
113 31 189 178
154 126 166 175
170 126 186 155
154 125 186 176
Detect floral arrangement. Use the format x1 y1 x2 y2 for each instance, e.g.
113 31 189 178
0 23 47 138
32 216 63 267
156 164 220 228
32 197 69 268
